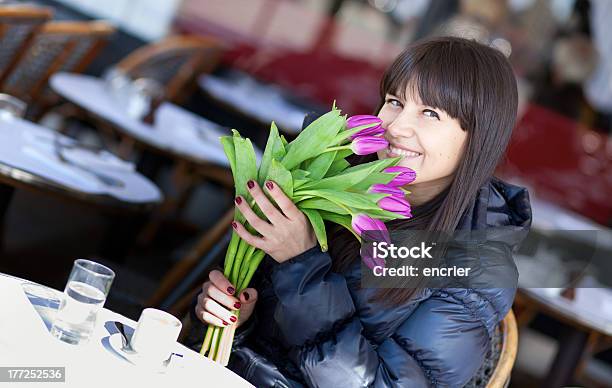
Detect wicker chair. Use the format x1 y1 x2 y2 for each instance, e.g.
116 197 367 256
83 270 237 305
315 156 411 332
113 35 224 103
0 5 52 88
465 310 519 388
1 20 115 109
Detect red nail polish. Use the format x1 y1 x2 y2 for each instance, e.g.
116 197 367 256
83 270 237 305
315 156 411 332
243 291 250 301
227 286 235 294
234 302 241 309
265 181 274 190
230 316 237 323
247 180 255 189
222 320 229 326
231 221 237 229
235 196 242 204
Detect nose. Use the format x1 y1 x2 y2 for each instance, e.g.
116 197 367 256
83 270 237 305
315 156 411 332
386 111 417 139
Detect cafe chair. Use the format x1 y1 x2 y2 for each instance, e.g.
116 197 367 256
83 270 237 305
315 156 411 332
0 5 52 89
1 20 115 116
113 34 224 104
465 310 518 388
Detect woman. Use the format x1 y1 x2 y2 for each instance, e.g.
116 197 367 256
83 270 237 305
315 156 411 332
187 36 532 387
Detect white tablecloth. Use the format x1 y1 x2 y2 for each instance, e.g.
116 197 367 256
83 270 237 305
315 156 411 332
0 118 161 204
0 273 253 387
50 73 261 167
199 73 309 134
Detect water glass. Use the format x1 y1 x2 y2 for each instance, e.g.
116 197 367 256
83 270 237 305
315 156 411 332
0 93 26 121
50 259 115 345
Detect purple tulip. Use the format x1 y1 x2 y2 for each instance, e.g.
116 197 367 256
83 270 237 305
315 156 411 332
351 214 389 240
351 136 388 155
347 115 384 139
383 166 416 186
352 214 389 269
360 246 386 270
369 184 405 198
378 196 412 218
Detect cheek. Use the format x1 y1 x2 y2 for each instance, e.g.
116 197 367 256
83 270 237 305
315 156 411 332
420 130 467 178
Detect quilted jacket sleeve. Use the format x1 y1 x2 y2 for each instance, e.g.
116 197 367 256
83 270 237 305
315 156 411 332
271 246 512 388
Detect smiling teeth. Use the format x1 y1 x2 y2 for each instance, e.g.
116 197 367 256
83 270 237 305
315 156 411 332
389 145 422 157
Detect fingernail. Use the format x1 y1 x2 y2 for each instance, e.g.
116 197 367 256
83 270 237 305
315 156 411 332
235 196 242 205
222 320 229 326
247 180 255 189
229 316 237 323
227 286 235 294
234 302 241 309
265 181 274 190
243 291 250 301
231 221 237 229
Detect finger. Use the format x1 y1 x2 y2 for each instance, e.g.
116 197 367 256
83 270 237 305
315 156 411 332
202 311 229 327
234 195 273 235
232 221 266 250
239 288 258 305
203 297 238 324
245 180 285 225
264 180 301 220
208 270 236 295
207 282 242 311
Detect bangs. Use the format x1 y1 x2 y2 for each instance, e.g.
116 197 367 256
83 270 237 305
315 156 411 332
380 37 501 132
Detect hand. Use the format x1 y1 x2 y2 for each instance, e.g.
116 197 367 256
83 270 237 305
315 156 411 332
232 180 317 263
195 270 258 327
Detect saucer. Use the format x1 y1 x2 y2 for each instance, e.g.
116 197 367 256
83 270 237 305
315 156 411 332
106 333 181 372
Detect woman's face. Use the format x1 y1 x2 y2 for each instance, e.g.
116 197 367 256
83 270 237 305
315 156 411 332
376 90 468 187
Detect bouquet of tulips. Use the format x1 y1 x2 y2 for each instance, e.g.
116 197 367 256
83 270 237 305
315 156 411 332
200 105 415 365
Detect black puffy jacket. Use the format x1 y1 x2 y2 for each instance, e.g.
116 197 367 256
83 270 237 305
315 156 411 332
187 177 531 387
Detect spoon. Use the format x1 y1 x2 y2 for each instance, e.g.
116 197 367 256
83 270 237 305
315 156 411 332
114 321 135 354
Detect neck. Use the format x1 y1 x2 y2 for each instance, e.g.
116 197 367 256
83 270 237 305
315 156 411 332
406 176 452 207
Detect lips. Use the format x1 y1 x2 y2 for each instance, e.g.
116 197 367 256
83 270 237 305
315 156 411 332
387 144 423 158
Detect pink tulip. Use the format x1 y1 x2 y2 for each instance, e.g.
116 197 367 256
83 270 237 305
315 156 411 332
378 196 412 218
383 166 416 186
369 184 405 198
352 214 389 269
347 115 384 139
351 214 389 239
351 136 388 155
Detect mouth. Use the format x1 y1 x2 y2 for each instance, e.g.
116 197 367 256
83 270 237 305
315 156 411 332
386 144 423 159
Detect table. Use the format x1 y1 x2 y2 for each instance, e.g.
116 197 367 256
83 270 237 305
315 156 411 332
0 272 254 387
50 72 260 168
198 71 316 135
516 286 612 387
0 116 162 209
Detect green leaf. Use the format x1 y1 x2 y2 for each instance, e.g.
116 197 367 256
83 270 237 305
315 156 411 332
327 158 351 177
297 189 383 211
258 122 285 185
266 158 293 198
220 136 236 177
232 130 258 199
297 197 350 215
302 208 328 251
298 157 399 191
349 172 396 191
319 211 360 241
281 109 345 170
304 150 337 180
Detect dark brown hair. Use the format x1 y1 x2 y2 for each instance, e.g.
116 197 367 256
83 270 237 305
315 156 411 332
328 36 518 304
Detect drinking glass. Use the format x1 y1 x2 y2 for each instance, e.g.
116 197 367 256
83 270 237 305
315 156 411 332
50 259 115 345
0 93 26 121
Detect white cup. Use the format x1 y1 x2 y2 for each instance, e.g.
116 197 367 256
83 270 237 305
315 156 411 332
130 308 182 368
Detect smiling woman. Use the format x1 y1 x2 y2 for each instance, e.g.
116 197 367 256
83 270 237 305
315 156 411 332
188 36 532 388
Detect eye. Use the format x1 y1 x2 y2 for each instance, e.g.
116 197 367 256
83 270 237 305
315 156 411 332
385 98 403 108
423 109 440 120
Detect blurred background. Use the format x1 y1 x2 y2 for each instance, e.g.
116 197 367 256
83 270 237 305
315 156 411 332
0 0 610 387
